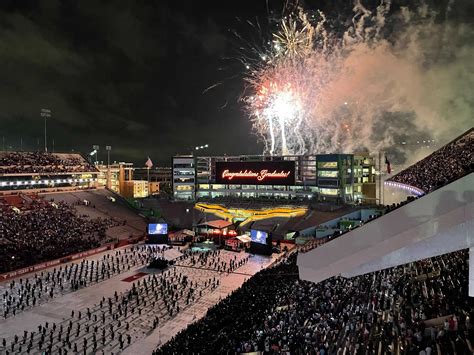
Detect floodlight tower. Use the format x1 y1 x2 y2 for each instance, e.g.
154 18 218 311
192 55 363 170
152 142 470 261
92 145 100 165
106 145 112 189
40 108 51 152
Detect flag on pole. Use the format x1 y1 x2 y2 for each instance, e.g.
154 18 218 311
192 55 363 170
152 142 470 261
385 155 391 174
145 156 153 168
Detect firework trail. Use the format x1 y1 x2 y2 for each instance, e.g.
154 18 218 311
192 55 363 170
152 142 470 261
241 0 474 162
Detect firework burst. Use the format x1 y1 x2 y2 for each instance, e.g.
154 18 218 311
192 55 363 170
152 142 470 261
242 6 342 156
240 0 470 159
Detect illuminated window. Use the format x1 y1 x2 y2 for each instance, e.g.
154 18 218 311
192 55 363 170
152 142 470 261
318 170 338 178
242 185 255 189
210 184 225 189
318 161 338 168
176 185 193 191
320 188 338 195
174 170 194 176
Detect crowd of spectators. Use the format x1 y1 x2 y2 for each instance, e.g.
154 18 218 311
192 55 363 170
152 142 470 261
156 248 474 355
388 129 473 193
0 198 119 273
0 151 96 174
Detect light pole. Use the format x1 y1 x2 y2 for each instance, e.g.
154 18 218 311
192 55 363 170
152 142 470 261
40 108 51 152
92 145 99 165
106 146 111 189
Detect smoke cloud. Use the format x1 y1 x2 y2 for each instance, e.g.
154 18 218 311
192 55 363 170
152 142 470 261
245 0 474 167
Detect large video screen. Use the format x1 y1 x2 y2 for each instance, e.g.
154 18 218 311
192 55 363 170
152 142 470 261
250 229 268 245
148 223 168 235
215 161 295 185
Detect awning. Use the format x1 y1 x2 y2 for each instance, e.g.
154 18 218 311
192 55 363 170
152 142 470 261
182 229 195 236
170 229 196 239
236 235 251 243
197 219 233 229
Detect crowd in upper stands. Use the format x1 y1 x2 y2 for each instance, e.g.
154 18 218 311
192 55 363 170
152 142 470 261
388 129 473 193
156 248 474 355
0 198 118 273
0 151 96 174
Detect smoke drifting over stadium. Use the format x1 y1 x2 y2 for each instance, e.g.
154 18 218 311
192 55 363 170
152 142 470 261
0 1 471 164
241 1 474 163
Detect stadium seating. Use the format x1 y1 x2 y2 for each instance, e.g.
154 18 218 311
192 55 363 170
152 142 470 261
0 151 96 174
155 249 474 354
0 196 119 273
387 128 473 193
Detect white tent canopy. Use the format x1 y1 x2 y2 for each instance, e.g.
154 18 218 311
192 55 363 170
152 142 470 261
236 235 251 243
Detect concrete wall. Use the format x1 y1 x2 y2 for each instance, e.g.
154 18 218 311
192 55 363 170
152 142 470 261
298 173 474 290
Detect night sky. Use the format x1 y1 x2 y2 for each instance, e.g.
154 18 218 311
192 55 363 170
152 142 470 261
0 0 276 165
0 1 471 165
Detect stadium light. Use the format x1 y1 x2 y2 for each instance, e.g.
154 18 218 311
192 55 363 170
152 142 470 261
105 146 112 189
194 144 209 151
40 108 51 153
92 145 99 165
191 143 209 155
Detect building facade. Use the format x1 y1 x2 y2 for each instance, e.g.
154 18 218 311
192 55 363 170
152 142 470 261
353 153 377 203
133 167 172 189
96 162 133 195
121 180 149 198
96 163 169 198
172 154 377 203
172 156 196 200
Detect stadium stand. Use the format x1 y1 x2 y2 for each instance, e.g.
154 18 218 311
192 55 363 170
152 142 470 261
45 189 147 235
387 128 473 193
155 249 474 355
0 196 119 273
0 152 97 174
